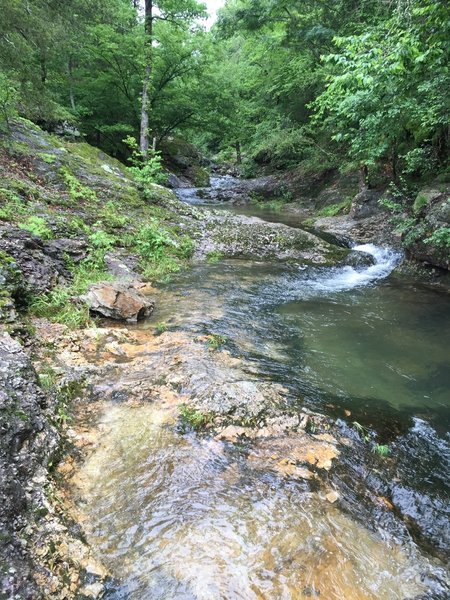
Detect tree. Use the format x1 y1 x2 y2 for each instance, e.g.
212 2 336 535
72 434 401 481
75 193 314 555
137 0 206 157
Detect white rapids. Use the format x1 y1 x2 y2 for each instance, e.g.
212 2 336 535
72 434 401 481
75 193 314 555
305 243 403 294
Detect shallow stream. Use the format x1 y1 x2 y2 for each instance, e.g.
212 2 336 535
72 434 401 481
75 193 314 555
71 178 450 599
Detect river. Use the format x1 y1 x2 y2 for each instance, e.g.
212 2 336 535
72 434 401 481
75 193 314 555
69 177 450 599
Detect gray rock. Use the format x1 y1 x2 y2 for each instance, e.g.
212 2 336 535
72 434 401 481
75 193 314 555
84 281 154 322
46 237 88 263
350 189 383 219
345 249 375 268
0 332 59 598
104 252 142 281
0 225 70 294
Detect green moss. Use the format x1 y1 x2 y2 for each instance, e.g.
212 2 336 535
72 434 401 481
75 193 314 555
179 404 213 432
38 152 57 164
189 165 210 187
59 166 98 204
413 193 431 214
317 196 352 217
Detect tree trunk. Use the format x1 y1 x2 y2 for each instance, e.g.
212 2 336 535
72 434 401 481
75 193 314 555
235 140 242 164
359 164 369 191
140 0 153 158
68 56 76 111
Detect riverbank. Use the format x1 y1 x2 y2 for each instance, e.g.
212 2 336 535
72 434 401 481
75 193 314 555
1 121 449 598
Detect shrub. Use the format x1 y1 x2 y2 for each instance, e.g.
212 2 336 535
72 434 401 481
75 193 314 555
124 135 167 186
424 227 450 249
205 333 226 350
179 404 212 431
206 250 223 263
18 216 53 240
136 221 177 260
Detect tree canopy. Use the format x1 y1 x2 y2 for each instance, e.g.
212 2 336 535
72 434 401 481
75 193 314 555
0 0 448 181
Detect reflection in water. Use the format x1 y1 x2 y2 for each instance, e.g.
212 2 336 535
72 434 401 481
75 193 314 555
148 251 449 425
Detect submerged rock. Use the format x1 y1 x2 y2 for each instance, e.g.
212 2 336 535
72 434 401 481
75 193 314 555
84 281 154 322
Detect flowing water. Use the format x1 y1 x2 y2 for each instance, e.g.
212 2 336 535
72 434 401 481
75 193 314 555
71 179 450 599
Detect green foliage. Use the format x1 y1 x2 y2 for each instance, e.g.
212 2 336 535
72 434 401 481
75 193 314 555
124 136 167 186
313 0 450 177
60 167 97 204
30 286 91 329
29 258 111 328
205 333 226 351
413 194 429 214
18 216 53 240
424 227 450 249
179 404 212 432
372 444 390 458
317 197 352 217
38 153 57 164
206 250 223 263
99 201 128 229
352 421 370 442
141 256 181 281
0 192 29 221
135 220 177 260
155 321 168 334
0 72 18 129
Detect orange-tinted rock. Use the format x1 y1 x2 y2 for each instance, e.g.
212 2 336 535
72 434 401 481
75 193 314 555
84 281 154 322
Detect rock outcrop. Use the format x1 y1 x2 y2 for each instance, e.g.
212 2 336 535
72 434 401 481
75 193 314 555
404 186 450 270
0 332 58 597
0 225 70 294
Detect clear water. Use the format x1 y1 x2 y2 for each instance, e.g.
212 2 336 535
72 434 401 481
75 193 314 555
149 245 449 430
71 186 450 599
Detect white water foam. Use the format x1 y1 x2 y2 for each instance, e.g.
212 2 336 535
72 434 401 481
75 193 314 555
306 243 403 294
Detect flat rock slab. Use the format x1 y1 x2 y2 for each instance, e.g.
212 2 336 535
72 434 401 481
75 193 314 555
84 281 154 322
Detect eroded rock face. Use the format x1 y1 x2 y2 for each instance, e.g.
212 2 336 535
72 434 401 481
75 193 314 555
0 332 58 598
0 225 70 294
84 281 154 322
350 189 383 219
405 187 450 270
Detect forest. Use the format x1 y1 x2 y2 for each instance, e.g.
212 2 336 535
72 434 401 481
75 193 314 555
1 0 448 184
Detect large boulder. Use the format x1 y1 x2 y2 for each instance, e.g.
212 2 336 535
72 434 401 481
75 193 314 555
160 137 210 187
84 281 154 322
350 189 383 219
405 186 450 270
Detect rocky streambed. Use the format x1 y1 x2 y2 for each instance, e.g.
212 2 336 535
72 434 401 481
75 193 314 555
1 137 449 599
38 184 448 598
